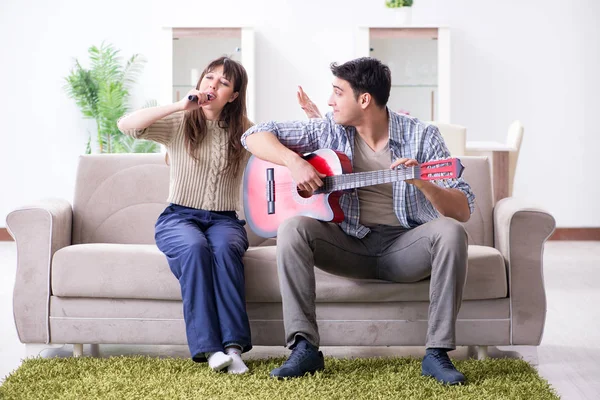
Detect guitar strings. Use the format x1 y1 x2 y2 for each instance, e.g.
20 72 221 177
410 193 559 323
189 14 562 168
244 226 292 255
255 171 454 198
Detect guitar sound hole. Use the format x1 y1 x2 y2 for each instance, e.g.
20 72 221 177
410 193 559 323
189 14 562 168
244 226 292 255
297 188 313 199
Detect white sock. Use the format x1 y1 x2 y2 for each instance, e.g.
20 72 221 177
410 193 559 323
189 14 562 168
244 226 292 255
205 351 232 371
225 347 249 375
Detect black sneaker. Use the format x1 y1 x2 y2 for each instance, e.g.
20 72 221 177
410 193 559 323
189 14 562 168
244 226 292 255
270 339 325 378
421 348 466 385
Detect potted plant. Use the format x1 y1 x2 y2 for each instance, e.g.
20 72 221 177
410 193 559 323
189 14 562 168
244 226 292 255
385 0 413 7
385 0 413 25
64 42 159 154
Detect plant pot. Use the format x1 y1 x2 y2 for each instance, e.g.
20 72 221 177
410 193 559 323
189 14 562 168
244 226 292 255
393 7 412 26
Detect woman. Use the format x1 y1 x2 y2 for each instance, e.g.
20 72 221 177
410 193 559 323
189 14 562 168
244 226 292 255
118 56 252 374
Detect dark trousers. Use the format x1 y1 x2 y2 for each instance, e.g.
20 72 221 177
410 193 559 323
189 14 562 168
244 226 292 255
155 204 251 361
276 216 468 350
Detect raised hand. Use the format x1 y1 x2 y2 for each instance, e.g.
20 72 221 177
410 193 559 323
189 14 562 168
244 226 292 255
297 86 323 119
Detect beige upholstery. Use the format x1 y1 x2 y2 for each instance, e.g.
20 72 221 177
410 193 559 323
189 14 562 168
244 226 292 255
7 153 555 350
428 122 467 156
467 120 524 196
506 121 524 195
51 244 507 302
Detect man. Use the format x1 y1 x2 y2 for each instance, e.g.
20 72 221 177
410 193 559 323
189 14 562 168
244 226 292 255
241 57 475 385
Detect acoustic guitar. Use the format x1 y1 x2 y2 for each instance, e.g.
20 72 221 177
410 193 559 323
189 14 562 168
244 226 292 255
243 148 464 238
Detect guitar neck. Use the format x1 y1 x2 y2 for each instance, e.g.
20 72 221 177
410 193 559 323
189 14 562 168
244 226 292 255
316 166 420 193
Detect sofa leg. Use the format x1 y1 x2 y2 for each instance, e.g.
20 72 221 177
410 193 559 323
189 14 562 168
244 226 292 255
25 343 65 358
521 346 539 366
495 345 539 365
73 344 84 357
90 344 100 357
467 345 477 359
477 345 488 360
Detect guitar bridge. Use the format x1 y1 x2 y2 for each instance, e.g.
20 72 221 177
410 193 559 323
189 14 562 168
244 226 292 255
266 168 275 214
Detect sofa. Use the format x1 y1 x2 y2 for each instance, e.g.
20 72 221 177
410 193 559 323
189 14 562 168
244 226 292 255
7 153 556 359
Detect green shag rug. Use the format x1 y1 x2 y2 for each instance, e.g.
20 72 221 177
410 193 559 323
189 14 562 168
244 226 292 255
0 356 559 400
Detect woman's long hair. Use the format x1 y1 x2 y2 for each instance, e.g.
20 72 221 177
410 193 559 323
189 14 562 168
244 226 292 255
183 56 249 177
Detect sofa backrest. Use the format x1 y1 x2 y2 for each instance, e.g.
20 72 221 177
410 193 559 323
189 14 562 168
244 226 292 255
72 154 493 247
72 154 169 245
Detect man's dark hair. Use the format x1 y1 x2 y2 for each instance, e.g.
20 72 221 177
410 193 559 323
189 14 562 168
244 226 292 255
330 57 391 108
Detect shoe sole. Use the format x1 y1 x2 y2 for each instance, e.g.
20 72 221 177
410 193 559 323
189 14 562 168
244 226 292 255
422 371 466 386
270 366 325 379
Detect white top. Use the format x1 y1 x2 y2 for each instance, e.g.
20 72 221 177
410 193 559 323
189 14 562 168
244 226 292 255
466 141 517 152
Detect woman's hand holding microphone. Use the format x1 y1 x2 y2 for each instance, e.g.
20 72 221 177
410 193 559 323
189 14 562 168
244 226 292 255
179 89 215 111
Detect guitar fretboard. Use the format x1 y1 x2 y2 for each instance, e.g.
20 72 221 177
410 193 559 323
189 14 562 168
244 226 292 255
316 166 420 193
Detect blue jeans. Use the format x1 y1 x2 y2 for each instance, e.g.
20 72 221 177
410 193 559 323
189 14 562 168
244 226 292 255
155 204 252 362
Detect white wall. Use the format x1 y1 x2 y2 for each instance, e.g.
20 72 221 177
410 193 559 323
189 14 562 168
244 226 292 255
172 36 242 101
1 0 598 227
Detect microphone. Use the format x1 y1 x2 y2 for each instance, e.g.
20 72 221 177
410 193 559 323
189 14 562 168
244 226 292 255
188 93 215 102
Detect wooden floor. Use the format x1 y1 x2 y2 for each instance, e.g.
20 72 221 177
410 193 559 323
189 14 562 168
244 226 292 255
1 241 598 399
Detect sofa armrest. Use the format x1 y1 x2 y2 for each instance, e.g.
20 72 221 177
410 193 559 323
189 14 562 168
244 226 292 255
494 197 555 345
6 198 72 343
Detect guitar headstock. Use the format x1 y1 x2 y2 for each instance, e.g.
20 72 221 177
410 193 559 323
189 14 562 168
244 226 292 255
419 158 464 181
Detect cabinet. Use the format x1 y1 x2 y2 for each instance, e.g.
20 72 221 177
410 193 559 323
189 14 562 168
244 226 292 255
356 27 450 123
165 27 255 122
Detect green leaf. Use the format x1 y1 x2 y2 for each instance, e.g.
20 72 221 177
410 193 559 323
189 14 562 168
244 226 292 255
63 41 156 153
386 0 412 8
117 135 160 153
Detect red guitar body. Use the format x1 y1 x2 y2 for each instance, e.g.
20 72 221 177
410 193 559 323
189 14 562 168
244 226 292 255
243 149 351 238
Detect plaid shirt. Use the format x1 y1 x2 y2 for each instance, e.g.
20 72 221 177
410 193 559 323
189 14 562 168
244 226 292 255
241 109 475 239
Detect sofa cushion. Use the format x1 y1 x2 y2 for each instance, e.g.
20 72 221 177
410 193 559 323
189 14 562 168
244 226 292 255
52 244 507 302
